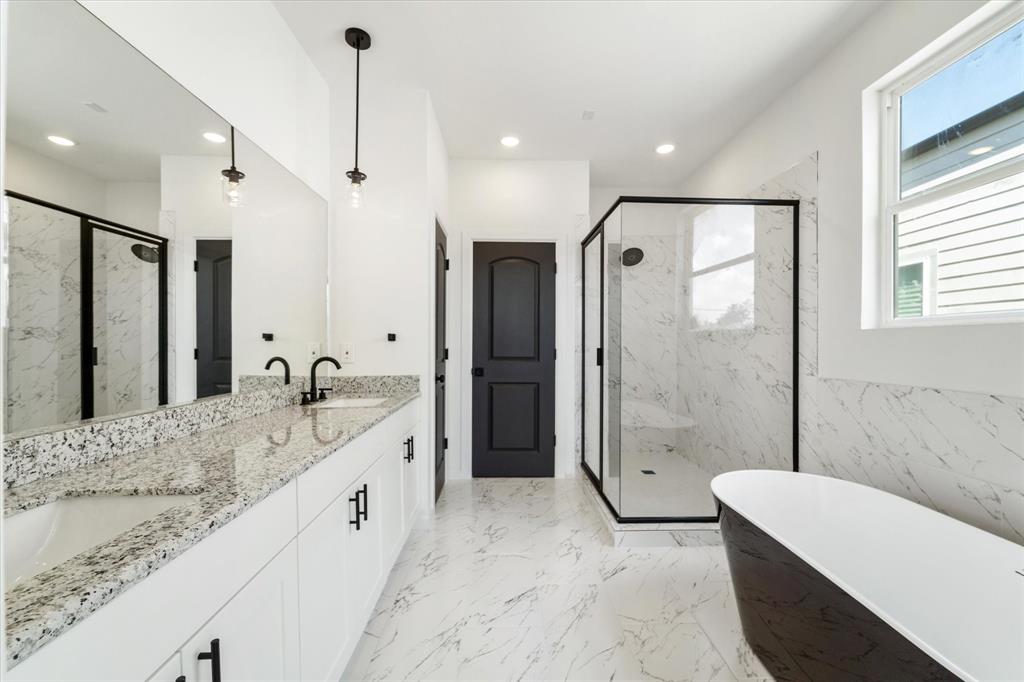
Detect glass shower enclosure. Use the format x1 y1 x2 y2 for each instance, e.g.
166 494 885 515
582 197 799 521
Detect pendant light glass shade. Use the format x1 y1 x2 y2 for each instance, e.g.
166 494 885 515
347 169 366 208
221 127 245 207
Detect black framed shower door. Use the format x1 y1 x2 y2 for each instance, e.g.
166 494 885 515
580 196 800 524
5 191 169 422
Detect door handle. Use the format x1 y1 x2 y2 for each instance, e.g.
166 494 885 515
197 638 222 682
472 367 484 377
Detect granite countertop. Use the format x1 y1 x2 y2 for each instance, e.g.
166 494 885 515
4 390 419 667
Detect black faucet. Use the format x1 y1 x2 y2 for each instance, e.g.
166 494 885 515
306 356 341 404
264 356 290 385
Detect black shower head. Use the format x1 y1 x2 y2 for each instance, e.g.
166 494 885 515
622 247 644 266
130 244 160 263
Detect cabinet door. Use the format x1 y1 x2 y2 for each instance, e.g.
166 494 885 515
181 541 300 682
345 470 383 634
380 439 405 564
146 652 181 682
297 493 352 681
402 431 419 532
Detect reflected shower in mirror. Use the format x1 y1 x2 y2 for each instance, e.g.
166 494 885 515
2 0 328 436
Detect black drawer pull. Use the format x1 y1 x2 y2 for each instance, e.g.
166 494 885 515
349 490 362 530
197 638 221 682
359 483 369 522
404 437 413 462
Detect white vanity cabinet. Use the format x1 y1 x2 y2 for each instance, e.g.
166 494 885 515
180 541 301 682
7 398 421 682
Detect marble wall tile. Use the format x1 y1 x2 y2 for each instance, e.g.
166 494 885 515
5 199 83 433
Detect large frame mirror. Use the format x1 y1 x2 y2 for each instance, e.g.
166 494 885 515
2 0 329 436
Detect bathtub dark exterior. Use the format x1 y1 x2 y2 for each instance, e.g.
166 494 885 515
717 501 959 682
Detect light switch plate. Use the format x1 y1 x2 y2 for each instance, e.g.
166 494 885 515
340 343 355 364
306 342 321 361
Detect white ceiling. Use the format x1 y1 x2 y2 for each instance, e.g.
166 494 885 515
276 0 881 187
6 1 230 182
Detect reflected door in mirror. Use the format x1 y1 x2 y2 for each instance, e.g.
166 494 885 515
196 240 232 398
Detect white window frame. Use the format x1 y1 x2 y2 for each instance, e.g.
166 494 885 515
879 4 1024 328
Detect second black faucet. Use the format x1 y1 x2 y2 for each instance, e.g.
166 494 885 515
305 355 341 404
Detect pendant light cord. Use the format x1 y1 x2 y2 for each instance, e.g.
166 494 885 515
230 126 236 168
354 39 360 169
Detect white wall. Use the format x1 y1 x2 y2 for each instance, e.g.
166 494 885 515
232 135 328 391
589 185 677 232
676 0 1022 397
329 82 449 508
78 0 330 200
160 154 232 401
5 143 105 216
448 159 590 479
105 182 160 233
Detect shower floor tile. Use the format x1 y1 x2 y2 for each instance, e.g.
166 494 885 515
344 476 768 682
616 452 718 518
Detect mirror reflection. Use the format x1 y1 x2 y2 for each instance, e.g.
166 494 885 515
3 1 328 435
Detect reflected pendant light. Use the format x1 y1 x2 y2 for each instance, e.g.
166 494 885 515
345 27 371 208
221 126 246 207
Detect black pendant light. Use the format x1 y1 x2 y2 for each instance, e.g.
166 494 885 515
345 27 371 208
221 126 245 207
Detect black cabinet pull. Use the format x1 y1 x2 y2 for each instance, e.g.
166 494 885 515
359 483 369 521
349 490 362 530
404 437 414 463
197 638 221 682
409 435 415 460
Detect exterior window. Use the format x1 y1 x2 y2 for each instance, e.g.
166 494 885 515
690 205 755 330
882 13 1023 323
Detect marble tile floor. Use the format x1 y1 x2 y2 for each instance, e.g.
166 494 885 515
343 477 773 681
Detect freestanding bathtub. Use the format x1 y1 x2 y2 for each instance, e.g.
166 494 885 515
711 470 1024 682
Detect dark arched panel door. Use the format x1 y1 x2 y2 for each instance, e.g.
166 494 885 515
472 242 556 477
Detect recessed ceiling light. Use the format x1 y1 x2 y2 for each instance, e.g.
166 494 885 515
203 132 227 144
501 136 520 148
968 145 993 156
656 143 675 155
47 135 75 147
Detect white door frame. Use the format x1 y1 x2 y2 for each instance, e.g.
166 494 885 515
457 231 573 479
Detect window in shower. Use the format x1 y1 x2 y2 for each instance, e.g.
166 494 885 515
4 192 167 433
690 205 755 330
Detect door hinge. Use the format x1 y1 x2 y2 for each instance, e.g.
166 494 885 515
194 348 198 360
193 260 198 272
554 348 557 359
444 347 449 360
443 437 449 450
554 262 557 273
444 258 450 271
596 347 603 366
553 434 557 446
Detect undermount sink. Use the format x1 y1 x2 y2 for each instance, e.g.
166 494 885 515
312 396 387 409
4 494 197 589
